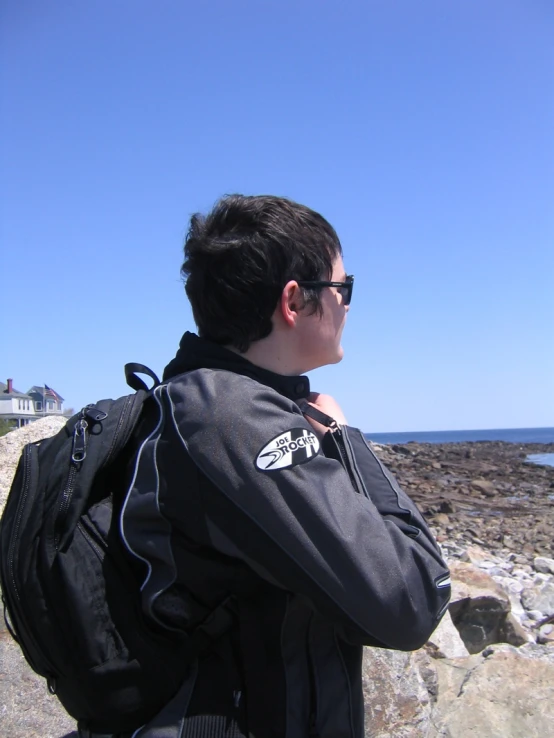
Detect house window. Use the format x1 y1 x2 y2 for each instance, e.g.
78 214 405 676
48 401 54 410
36 401 42 410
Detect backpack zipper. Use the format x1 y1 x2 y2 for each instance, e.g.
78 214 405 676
5 444 58 678
53 400 121 550
53 414 88 549
7 445 33 603
77 519 105 561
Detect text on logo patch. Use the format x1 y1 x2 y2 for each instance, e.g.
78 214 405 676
255 428 320 471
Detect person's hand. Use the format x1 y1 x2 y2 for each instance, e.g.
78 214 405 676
305 392 348 437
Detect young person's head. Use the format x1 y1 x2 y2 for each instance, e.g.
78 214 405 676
182 195 351 372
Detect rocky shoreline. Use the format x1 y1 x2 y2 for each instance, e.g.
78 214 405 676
1 420 553 736
374 439 554 649
374 439 554 560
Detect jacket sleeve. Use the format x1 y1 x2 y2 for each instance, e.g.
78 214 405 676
168 372 451 651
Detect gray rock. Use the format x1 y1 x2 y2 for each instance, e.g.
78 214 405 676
532 572 553 585
470 478 496 497
519 642 554 663
534 556 554 575
492 574 523 594
430 650 554 737
538 624 554 644
512 568 533 581
362 647 432 738
498 612 534 646
476 560 496 569
490 642 554 664
441 542 467 559
521 582 554 616
448 561 511 653
425 610 470 659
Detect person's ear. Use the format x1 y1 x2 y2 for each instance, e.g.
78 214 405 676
279 281 304 327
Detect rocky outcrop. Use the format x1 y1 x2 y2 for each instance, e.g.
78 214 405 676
1 424 554 737
425 610 469 659
430 646 554 737
362 648 433 738
448 560 514 653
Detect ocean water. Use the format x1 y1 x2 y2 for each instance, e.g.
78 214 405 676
364 427 554 445
526 453 554 469
363 427 554 468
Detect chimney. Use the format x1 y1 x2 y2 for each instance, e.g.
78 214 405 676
7 378 13 394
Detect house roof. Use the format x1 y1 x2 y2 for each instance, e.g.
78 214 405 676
0 382 32 399
27 386 65 402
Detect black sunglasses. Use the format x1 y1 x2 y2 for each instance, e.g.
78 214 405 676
297 274 354 306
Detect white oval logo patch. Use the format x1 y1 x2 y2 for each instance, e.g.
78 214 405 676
255 428 320 471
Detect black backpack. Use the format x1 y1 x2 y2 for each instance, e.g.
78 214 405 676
0 364 233 735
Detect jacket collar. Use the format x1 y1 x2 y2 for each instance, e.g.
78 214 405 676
163 332 311 402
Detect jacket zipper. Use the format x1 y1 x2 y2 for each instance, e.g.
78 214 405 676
332 427 359 491
341 429 370 498
306 615 320 737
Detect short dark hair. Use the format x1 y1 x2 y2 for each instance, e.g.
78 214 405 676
181 195 343 352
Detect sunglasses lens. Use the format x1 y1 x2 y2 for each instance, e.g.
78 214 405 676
341 280 352 305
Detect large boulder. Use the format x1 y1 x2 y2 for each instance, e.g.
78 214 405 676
448 561 512 653
362 647 433 738
430 648 554 737
425 610 470 659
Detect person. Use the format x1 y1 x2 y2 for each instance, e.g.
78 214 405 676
118 195 451 738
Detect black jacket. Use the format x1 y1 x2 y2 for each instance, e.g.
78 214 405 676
118 333 450 738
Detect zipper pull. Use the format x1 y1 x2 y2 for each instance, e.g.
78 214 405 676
71 416 88 463
299 401 339 432
85 405 108 422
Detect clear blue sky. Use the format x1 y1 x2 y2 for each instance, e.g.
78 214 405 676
1 0 553 432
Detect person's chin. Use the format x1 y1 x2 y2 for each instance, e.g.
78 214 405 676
305 348 343 372
328 345 344 365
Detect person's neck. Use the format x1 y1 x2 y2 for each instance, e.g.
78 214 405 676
227 334 306 377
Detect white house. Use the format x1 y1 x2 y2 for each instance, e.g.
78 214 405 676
0 379 65 429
